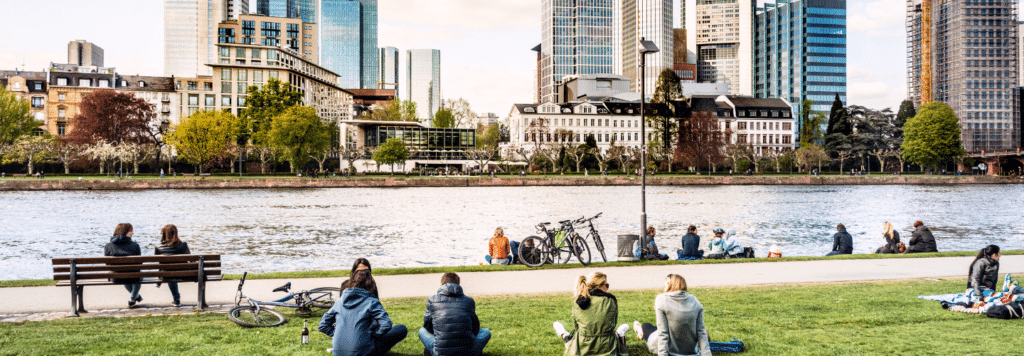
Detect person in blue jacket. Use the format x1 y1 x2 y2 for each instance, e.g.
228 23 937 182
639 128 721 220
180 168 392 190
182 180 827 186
319 269 407 356
419 272 491 356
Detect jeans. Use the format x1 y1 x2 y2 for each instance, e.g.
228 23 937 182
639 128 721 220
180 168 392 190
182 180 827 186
825 251 847 256
363 324 407 356
509 240 520 263
167 282 180 301
418 327 491 356
123 283 141 302
485 256 510 265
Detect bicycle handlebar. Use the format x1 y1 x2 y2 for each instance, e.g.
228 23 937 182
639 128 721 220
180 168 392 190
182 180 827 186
238 272 248 291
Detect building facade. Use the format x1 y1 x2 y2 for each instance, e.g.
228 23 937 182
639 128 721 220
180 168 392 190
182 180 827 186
407 49 441 123
68 40 104 67
906 0 1020 152
173 75 215 119
0 71 49 135
255 0 316 22
227 0 249 20
754 0 847 135
317 0 378 89
506 101 655 154
116 75 179 133
216 14 319 64
379 46 399 93
540 0 615 103
684 0 754 95
46 66 118 137
164 0 229 77
621 0 674 94
691 95 795 154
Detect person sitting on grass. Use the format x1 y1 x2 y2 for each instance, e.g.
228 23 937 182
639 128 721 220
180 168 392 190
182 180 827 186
677 226 703 260
724 229 746 258
968 245 1001 300
632 274 712 356
638 227 668 260
906 221 938 253
418 273 491 356
552 272 629 356
341 258 378 298
825 224 853 256
104 223 143 308
874 222 900 254
705 228 727 259
320 269 407 356
484 228 519 265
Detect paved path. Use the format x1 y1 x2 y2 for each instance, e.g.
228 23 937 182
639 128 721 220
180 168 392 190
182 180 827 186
3 255 1023 319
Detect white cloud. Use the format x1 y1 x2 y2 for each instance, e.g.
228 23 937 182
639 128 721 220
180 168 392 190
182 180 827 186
847 0 906 36
380 0 538 32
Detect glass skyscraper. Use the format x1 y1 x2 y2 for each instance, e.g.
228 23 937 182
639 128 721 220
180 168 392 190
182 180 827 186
407 49 441 122
318 0 378 89
621 0 674 94
540 0 615 103
380 46 399 94
754 0 846 135
164 0 227 77
255 0 315 22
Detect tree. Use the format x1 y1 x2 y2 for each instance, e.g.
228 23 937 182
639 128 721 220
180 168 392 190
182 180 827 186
895 100 916 128
84 140 118 174
119 142 157 174
443 98 476 128
4 135 53 174
338 144 364 174
567 145 595 173
798 99 825 147
166 110 240 174
477 124 500 148
240 77 302 147
674 110 724 172
536 144 563 173
794 144 829 173
372 138 409 173
269 106 331 172
0 86 42 144
65 89 154 147
901 101 965 170
464 146 500 173
834 149 854 173
724 143 753 173
251 145 282 174
433 108 456 128
49 138 83 174
309 146 340 173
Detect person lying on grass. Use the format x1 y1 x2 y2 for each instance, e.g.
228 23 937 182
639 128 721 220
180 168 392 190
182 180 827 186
632 274 712 356
553 271 630 356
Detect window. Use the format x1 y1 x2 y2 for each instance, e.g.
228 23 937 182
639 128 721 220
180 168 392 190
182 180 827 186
57 124 66 136
238 82 247 94
12 81 20 89
31 97 44 108
58 108 66 118
80 78 92 87
188 94 199 106
219 46 230 57
237 96 246 107
187 81 198 90
269 71 279 79
238 70 247 81
204 82 213 91
57 78 68 86
222 95 231 106
253 70 263 83
34 83 41 90
138 81 146 88
737 122 747 130
236 47 245 58
252 48 261 59
221 69 232 80
58 93 66 102
782 123 792 131
205 95 215 106
222 82 232 93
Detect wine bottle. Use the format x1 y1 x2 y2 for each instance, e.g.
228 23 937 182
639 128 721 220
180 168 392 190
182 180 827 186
301 319 309 344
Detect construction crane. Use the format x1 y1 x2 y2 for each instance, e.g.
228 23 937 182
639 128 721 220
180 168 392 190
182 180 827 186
920 0 932 104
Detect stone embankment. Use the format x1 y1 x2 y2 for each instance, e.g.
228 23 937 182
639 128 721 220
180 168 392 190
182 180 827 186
0 175 1019 191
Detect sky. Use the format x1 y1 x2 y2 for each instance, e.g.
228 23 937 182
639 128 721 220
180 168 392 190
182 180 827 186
0 0 915 118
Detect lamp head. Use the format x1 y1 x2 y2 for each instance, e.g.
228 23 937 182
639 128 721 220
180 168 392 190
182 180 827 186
639 37 660 54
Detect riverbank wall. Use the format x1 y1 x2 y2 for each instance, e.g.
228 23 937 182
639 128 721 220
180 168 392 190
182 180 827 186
0 175 1020 190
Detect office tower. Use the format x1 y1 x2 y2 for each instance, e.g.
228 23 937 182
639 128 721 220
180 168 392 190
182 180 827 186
67 40 104 67
683 0 754 95
255 0 312 21
226 0 249 20
216 15 318 63
754 0 847 125
621 0 674 94
407 49 440 122
907 0 1019 152
539 0 615 103
164 0 228 77
379 46 399 94
318 0 378 89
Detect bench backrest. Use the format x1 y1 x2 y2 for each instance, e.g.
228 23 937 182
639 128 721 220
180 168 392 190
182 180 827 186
52 255 221 281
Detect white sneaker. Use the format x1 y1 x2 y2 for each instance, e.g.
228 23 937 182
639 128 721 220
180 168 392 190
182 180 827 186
633 321 644 340
553 321 570 342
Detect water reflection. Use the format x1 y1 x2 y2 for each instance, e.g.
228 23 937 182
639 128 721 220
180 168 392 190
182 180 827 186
1 185 1022 280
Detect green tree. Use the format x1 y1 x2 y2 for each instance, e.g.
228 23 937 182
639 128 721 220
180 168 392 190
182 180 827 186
433 108 456 128
651 68 682 103
369 100 418 122
269 106 331 172
3 135 54 174
650 69 684 150
0 86 41 144
478 124 500 148
901 101 965 170
895 100 916 128
798 99 825 147
372 137 410 174
166 110 239 174
443 98 476 127
240 77 302 147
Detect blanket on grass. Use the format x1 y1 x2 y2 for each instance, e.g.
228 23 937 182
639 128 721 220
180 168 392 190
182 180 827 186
919 274 1023 313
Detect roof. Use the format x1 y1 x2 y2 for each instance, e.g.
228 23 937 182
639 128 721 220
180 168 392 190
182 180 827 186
0 70 47 80
341 119 425 128
117 75 175 92
511 101 683 117
727 96 791 109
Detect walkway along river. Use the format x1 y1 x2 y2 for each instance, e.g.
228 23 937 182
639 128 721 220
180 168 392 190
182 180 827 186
1 185 1022 280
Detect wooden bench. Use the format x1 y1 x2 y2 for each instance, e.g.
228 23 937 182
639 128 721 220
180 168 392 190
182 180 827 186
9 174 27 178
52 255 222 317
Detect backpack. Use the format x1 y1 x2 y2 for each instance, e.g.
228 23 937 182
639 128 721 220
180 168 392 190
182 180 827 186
986 301 1024 319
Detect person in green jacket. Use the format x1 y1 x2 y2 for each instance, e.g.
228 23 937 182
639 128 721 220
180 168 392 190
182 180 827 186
552 272 629 356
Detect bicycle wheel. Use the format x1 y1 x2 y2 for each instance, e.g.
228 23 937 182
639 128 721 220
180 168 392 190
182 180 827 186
518 236 548 268
591 232 608 262
573 235 592 266
308 287 341 309
229 306 286 328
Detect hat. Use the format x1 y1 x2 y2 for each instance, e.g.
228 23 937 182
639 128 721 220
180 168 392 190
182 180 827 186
713 228 725 235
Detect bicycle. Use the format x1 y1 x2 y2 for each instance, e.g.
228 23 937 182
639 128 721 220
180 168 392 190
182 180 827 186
228 272 340 328
518 219 591 267
576 213 608 262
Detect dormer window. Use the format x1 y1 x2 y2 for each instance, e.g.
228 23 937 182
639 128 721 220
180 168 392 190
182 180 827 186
562 108 571 113
524 107 535 113
139 81 147 87
57 78 68 86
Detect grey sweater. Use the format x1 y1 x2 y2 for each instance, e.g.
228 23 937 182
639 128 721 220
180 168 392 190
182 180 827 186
645 291 712 356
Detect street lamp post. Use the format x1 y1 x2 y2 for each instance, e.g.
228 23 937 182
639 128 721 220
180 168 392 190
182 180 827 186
639 37 659 240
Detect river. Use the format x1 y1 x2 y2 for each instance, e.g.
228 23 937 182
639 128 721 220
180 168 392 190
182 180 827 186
1 185 1022 280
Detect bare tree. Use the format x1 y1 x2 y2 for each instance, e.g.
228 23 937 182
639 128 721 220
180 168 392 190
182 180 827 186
513 147 541 173
567 145 594 173
251 145 281 174
49 139 83 174
464 146 500 173
674 110 724 172
606 144 627 174
889 149 906 173
869 149 888 175
835 150 855 173
724 143 752 173
338 144 363 174
536 144 564 173
310 146 340 173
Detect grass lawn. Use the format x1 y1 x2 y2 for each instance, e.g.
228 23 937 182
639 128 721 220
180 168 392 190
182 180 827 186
2 278 1019 355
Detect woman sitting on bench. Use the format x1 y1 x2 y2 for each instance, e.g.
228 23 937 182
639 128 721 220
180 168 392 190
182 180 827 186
155 224 191 307
104 223 143 308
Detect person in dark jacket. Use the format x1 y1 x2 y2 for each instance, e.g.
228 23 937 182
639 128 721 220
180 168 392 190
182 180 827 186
677 225 703 260
968 245 1001 298
319 270 407 356
906 221 938 253
418 273 490 356
154 224 191 307
825 224 853 256
874 222 900 254
104 223 143 307
341 258 378 298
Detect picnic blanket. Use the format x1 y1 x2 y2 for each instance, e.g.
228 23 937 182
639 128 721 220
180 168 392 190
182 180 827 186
918 274 1023 313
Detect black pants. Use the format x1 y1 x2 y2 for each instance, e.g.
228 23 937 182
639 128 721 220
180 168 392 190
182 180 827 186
638 323 657 342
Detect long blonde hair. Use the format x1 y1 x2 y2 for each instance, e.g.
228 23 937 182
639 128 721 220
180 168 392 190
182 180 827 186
493 228 504 238
573 272 608 299
664 274 687 293
882 222 894 240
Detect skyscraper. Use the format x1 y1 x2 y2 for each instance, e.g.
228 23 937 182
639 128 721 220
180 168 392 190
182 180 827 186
67 40 104 67
379 46 399 94
620 0 674 94
407 49 440 122
164 0 228 77
226 0 249 20
906 0 1020 152
255 0 315 22
539 0 615 103
683 0 754 95
754 0 847 122
318 0 378 89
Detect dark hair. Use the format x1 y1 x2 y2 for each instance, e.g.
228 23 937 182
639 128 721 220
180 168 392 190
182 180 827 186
351 258 372 273
348 269 376 293
440 272 460 286
113 223 133 237
687 225 697 233
160 224 182 247
837 223 845 230
968 245 1000 277
913 221 923 227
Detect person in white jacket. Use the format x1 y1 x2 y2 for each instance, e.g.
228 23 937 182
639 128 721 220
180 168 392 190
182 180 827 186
632 274 712 356
723 229 745 258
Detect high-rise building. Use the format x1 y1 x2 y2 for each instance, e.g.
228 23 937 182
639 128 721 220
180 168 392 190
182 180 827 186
620 0 674 94
539 0 615 103
68 40 104 67
683 0 754 95
216 14 318 64
226 0 249 20
318 0 378 89
255 0 315 22
754 0 847 126
407 49 440 122
379 46 399 94
164 0 228 77
906 0 1020 152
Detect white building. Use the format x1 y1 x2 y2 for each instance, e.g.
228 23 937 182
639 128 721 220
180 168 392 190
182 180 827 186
690 95 796 154
506 101 656 154
683 0 754 95
164 0 230 77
